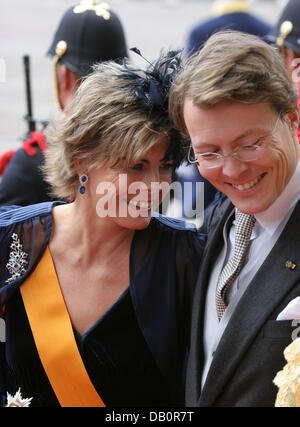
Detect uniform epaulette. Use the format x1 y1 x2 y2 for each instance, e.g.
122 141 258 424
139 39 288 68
21 132 48 157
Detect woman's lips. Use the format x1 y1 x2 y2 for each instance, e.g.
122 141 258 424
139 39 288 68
123 198 153 211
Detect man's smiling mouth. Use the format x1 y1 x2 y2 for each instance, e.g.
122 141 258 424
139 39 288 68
230 174 265 191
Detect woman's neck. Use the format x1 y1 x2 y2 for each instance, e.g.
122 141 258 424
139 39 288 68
50 200 135 267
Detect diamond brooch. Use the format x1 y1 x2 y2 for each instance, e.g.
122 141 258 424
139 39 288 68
5 234 28 284
6 388 33 407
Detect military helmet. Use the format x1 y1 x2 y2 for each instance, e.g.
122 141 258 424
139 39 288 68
212 0 250 17
47 1 128 76
274 0 300 55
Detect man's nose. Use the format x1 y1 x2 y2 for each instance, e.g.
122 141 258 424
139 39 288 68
221 154 249 178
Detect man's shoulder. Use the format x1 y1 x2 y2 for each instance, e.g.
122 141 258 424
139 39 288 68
20 131 47 157
3 132 46 167
4 142 44 174
0 143 49 206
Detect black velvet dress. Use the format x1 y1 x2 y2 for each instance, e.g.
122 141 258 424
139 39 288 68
0 202 205 407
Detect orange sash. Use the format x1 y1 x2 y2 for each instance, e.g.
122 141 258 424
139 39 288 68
20 246 105 407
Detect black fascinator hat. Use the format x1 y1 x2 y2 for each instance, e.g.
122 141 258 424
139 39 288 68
117 48 188 168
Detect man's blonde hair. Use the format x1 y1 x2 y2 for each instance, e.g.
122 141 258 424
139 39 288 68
44 55 184 200
169 31 298 133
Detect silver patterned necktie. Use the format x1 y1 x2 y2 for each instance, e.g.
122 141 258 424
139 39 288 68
216 210 256 321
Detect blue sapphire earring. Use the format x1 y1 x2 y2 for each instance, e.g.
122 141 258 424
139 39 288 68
79 174 88 195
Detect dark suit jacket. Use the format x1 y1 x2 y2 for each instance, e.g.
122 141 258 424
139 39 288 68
186 197 300 407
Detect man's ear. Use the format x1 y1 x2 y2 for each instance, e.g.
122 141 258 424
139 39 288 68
66 68 81 93
284 48 300 86
57 64 68 91
58 64 79 88
286 107 299 132
57 64 81 109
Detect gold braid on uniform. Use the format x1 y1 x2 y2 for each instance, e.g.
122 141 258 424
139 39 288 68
52 40 68 111
212 0 250 17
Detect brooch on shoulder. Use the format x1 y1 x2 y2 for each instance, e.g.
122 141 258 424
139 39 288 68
5 234 28 284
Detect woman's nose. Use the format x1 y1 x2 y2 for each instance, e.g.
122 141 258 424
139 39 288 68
144 168 160 184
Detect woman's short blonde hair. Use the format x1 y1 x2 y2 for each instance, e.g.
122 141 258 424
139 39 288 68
169 31 298 133
44 52 185 199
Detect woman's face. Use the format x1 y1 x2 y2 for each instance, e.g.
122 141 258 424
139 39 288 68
80 140 174 230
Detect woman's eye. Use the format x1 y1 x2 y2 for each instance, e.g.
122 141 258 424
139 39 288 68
160 163 174 170
131 163 143 171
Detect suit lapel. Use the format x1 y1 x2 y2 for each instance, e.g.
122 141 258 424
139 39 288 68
191 198 234 328
200 200 300 406
186 199 234 403
201 198 234 286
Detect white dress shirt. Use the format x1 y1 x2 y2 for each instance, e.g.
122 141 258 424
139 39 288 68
201 159 300 388
227 159 300 302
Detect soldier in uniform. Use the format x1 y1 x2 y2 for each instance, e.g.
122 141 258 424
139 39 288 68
272 0 300 85
271 0 300 141
0 1 127 206
186 0 271 56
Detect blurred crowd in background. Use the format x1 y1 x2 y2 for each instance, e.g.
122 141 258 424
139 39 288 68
0 0 285 152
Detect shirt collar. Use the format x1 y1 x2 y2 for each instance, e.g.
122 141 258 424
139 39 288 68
254 159 300 236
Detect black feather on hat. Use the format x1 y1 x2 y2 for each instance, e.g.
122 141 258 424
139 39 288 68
116 48 188 168
118 48 182 127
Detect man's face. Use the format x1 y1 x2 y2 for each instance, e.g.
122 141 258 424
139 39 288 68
183 100 300 214
282 47 300 89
